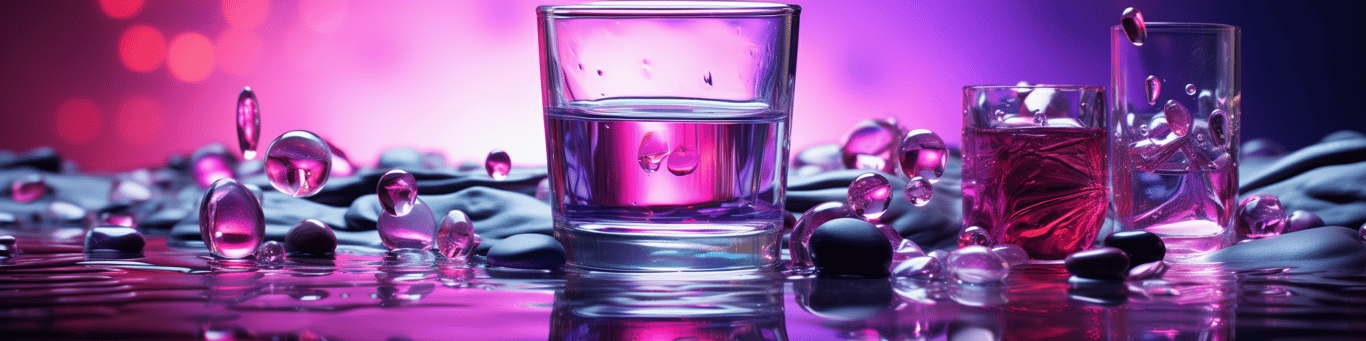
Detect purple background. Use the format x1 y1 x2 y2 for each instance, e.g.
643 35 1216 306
1 0 1361 171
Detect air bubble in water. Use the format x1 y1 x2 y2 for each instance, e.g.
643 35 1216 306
1209 109 1229 147
1163 100 1192 136
637 131 669 172
236 87 261 160
1121 7 1146 46
264 131 333 197
485 149 511 180
904 176 933 207
1185 84 1197 96
898 129 947 181
847 172 892 221
1145 75 1161 105
666 146 699 176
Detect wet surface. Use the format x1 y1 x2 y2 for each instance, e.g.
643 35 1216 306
2 231 1365 340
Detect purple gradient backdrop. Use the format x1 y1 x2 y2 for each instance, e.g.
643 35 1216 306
1 1 1362 171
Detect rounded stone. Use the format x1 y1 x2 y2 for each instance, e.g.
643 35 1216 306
809 218 893 278
1285 210 1326 233
486 234 565 270
286 219 337 255
84 226 146 254
1064 247 1131 280
1102 231 1166 266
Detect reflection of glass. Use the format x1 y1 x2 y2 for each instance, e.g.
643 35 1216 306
961 85 1109 261
1125 264 1236 340
1110 23 1241 259
550 271 787 340
538 2 800 271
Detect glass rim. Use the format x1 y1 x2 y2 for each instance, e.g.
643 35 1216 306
1110 22 1239 33
538 1 798 17
963 84 1104 91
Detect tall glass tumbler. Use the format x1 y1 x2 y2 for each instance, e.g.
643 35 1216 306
962 85 1109 261
537 2 800 272
1110 24 1240 259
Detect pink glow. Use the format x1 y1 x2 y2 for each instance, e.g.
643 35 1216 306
54 98 100 145
167 32 215 82
115 96 165 146
117 24 164 73
99 0 143 19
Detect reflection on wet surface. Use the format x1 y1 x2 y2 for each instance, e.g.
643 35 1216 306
2 232 1365 340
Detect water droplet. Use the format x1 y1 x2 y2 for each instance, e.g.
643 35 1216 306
1033 112 1047 126
893 239 926 263
1145 75 1161 105
993 109 1006 121
264 131 333 197
192 144 238 188
10 173 47 203
847 172 893 221
703 71 713 86
789 202 856 271
990 244 1029 266
1121 7 1146 46
1137 124 1150 137
892 256 942 278
377 169 418 216
840 119 905 173
596 70 603 76
666 146 699 176
256 240 285 264
535 178 551 201
1238 195 1287 239
236 87 261 160
1185 84 1197 96
437 210 480 260
1209 109 1228 147
946 245 1009 283
485 149 511 180
378 198 437 250
957 225 991 248
637 131 669 172
199 178 265 259
1162 100 1192 136
903 176 933 207
898 129 947 181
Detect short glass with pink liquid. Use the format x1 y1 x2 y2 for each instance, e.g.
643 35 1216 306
961 85 1109 261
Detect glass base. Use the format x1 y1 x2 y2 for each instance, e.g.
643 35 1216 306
554 219 781 272
1144 220 1234 260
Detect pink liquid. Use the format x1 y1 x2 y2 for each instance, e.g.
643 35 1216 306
961 127 1108 260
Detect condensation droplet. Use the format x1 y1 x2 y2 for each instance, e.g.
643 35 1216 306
637 131 669 172
899 130 948 182
377 169 418 216
1163 100 1192 136
666 146 699 176
256 240 285 264
1121 7 1146 46
264 131 333 197
1145 75 1161 105
847 172 893 221
485 149 511 180
904 176 933 207
236 87 261 160
1185 84 1197 96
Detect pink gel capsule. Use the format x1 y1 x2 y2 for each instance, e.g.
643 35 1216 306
264 131 333 197
437 210 480 260
377 169 418 216
377 198 437 251
199 178 266 259
236 87 261 160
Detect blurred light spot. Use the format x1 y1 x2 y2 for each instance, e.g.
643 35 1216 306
216 28 262 76
299 0 347 33
55 98 101 145
116 96 165 145
118 24 165 73
222 0 268 29
167 32 215 82
99 0 143 19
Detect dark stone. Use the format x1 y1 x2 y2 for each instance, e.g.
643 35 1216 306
0 147 62 172
486 233 565 270
286 220 338 255
1285 210 1326 233
1064 247 1130 280
1067 276 1128 306
810 218 892 278
794 277 894 321
1102 230 1166 266
84 226 146 253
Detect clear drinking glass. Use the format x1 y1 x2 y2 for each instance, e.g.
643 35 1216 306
537 2 800 271
1110 23 1240 259
962 85 1109 261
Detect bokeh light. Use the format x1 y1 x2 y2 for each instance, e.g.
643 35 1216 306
299 0 348 33
118 24 165 73
55 98 101 145
98 0 143 19
222 0 268 29
115 96 165 146
216 28 262 76
167 32 215 82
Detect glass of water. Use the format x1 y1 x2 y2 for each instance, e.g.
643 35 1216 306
1110 23 1241 259
537 2 800 271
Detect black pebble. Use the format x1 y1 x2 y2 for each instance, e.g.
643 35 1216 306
1064 247 1130 280
487 234 565 270
84 226 146 254
1067 276 1129 306
809 217 892 278
794 277 894 320
286 221 338 255
1103 231 1165 266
